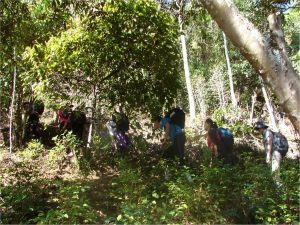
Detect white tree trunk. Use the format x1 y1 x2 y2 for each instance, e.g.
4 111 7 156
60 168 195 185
180 34 196 121
87 122 93 148
212 69 225 109
222 32 237 108
195 78 206 120
260 76 278 131
249 90 257 123
87 87 97 148
199 0 300 133
9 48 17 154
177 0 196 122
220 74 226 108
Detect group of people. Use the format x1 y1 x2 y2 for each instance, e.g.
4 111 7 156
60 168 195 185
152 108 234 165
55 104 87 140
24 102 87 144
152 107 289 182
24 102 289 181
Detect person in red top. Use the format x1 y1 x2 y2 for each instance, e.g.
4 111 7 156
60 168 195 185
204 118 219 158
56 107 70 132
204 118 234 165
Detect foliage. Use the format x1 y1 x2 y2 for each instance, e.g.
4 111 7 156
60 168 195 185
47 132 81 168
33 181 98 224
107 136 299 224
19 140 45 161
0 132 299 224
0 0 299 223
212 106 253 136
21 0 181 115
284 7 300 74
0 136 98 224
0 0 74 112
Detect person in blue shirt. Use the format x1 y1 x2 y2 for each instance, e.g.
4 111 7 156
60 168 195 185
153 115 186 165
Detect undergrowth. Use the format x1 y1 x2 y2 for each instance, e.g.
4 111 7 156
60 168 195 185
0 133 299 224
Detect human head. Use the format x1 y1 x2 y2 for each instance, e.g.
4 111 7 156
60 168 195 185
69 104 75 111
22 102 31 113
254 121 268 133
204 118 218 131
152 116 162 130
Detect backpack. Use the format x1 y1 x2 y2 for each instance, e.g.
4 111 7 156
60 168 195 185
70 111 86 125
209 127 234 156
114 112 129 132
271 131 289 156
167 107 185 129
218 127 233 139
33 100 45 115
209 127 233 144
60 109 69 119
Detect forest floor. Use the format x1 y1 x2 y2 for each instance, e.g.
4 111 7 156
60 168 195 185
0 124 299 224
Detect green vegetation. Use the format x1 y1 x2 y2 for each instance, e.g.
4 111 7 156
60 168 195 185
0 0 299 224
0 135 299 224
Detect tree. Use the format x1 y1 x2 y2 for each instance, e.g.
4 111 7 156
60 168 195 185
0 0 77 145
176 0 196 121
154 0 196 120
198 0 300 133
23 0 182 116
222 32 237 108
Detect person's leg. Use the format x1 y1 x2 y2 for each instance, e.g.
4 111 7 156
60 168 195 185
271 150 282 186
162 144 174 159
225 137 234 165
173 133 186 165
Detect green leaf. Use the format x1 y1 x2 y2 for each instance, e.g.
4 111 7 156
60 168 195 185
152 192 159 199
117 214 122 221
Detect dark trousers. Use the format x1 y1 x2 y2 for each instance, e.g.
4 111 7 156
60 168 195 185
218 137 234 164
163 132 186 164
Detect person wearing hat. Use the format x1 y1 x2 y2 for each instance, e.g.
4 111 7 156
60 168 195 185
254 121 283 183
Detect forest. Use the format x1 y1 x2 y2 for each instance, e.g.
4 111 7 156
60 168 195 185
0 0 299 224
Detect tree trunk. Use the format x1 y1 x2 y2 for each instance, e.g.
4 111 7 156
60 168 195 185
15 91 23 147
259 76 278 131
180 34 196 121
249 90 257 124
195 78 206 120
222 31 237 108
86 86 97 148
177 0 196 121
212 69 225 109
220 73 226 108
9 48 17 154
199 0 300 133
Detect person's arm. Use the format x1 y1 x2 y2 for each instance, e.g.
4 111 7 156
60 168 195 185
211 143 218 157
161 122 170 149
207 130 218 157
265 132 273 164
54 110 60 126
61 120 68 131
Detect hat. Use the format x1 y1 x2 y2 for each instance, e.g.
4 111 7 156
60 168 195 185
254 121 268 130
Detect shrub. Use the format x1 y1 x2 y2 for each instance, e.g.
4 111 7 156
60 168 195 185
19 140 44 161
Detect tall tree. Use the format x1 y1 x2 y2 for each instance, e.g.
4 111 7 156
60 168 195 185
176 0 196 121
198 0 300 133
23 0 182 115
